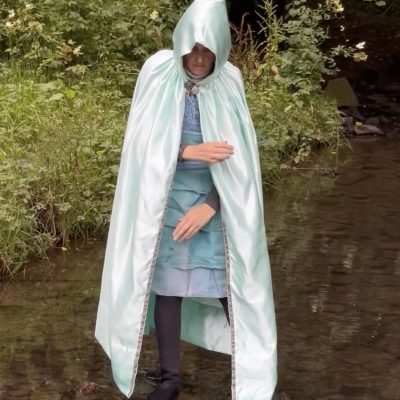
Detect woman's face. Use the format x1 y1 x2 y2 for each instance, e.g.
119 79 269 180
183 43 215 78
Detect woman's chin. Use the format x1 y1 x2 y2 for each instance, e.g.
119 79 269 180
189 68 208 77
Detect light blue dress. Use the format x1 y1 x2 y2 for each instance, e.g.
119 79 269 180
151 94 227 298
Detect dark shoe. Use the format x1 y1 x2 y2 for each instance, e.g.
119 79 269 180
272 391 291 400
146 379 181 400
145 369 162 385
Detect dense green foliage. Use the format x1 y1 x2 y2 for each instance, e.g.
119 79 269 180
0 0 185 67
233 0 342 177
0 66 131 271
0 0 343 273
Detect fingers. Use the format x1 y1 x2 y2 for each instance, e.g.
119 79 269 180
173 219 188 241
187 141 235 164
173 219 201 242
173 205 215 241
209 141 234 149
204 142 234 162
173 224 200 242
208 152 232 164
208 142 234 153
181 225 200 241
214 151 232 160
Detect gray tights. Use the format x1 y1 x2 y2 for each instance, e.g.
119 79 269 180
154 295 229 381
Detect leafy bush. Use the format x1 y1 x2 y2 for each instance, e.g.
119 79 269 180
232 0 341 180
0 0 186 70
0 66 129 273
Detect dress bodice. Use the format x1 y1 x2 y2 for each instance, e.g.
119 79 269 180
177 95 208 170
182 94 201 135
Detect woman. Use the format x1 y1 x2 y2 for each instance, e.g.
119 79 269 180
95 1 277 399
147 41 233 400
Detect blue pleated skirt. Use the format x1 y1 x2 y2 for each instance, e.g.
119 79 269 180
152 164 227 298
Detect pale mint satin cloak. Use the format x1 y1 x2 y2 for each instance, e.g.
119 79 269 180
95 0 277 399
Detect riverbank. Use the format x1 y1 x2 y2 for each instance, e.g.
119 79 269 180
0 59 341 275
0 0 346 274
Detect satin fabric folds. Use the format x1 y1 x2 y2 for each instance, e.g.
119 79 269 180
95 0 277 399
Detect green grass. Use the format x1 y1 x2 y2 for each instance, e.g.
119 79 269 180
0 65 130 273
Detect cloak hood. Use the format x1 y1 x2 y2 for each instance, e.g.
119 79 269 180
95 1 277 399
173 0 231 82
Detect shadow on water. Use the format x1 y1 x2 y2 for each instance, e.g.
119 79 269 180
1 139 399 400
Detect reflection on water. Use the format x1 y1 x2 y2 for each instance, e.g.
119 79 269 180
1 139 399 400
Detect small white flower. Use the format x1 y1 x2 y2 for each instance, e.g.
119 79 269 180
8 9 15 18
353 51 368 62
355 41 366 49
25 3 34 10
5 21 14 28
327 0 344 12
149 10 159 20
73 45 83 56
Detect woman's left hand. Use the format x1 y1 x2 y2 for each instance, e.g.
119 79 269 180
173 204 216 242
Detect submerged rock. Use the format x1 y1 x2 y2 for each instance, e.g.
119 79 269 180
364 117 381 126
325 77 359 107
366 94 388 103
341 116 354 135
354 123 385 136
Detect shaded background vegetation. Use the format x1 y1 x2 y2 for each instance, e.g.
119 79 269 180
2 0 395 274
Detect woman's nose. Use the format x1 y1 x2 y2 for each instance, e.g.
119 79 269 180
196 52 203 64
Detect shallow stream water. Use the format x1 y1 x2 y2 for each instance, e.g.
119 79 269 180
1 139 399 400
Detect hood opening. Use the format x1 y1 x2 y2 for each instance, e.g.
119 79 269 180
173 0 231 84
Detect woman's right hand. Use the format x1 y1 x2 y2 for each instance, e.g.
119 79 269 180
182 141 234 164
